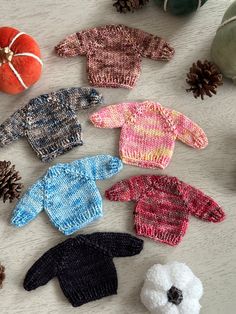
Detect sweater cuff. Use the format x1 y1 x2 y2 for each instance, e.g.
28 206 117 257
131 238 144 254
90 112 104 128
11 210 34 227
194 133 208 149
0 130 10 146
202 205 225 223
55 33 83 57
159 40 175 61
207 206 225 223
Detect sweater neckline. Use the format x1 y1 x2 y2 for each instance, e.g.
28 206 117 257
75 235 113 257
141 175 182 196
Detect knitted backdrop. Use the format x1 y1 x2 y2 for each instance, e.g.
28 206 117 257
90 101 208 169
11 155 123 235
0 87 103 162
105 175 225 246
55 24 175 89
24 232 144 307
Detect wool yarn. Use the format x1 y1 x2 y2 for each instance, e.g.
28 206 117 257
105 175 225 246
211 1 236 83
0 27 42 94
0 87 103 162
90 101 208 169
154 0 208 15
24 232 143 307
141 262 203 314
11 155 123 235
55 24 175 89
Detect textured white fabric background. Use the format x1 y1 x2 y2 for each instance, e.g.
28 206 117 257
0 0 236 313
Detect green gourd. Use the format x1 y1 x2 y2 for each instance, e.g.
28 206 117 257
154 0 208 16
211 1 236 83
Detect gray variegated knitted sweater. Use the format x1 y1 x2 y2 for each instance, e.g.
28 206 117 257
0 88 103 162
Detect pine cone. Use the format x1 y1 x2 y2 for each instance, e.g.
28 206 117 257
113 0 149 13
0 263 5 288
0 161 23 203
186 60 223 100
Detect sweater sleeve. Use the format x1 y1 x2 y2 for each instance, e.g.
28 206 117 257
55 31 89 57
23 240 70 291
128 27 175 61
55 87 103 111
71 155 123 180
0 107 26 147
105 176 149 202
11 178 45 227
86 233 143 258
170 110 208 149
181 182 225 223
90 103 135 128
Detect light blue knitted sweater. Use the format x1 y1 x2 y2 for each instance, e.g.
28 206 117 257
11 155 123 235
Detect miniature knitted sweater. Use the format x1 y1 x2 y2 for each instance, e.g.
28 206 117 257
105 175 225 246
55 24 175 89
24 233 144 307
0 87 103 162
11 155 123 235
90 101 208 169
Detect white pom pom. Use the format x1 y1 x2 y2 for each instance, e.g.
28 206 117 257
140 262 203 314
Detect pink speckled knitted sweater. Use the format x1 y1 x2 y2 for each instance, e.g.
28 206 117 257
55 25 175 89
90 101 208 169
105 175 225 246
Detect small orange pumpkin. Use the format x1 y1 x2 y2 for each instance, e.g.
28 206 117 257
0 27 43 95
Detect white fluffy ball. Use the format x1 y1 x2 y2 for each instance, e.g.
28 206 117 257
140 262 203 314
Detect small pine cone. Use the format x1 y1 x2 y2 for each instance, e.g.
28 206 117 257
0 263 5 288
186 60 223 100
0 161 23 203
113 0 149 13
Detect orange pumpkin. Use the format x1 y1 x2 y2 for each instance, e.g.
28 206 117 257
0 27 43 95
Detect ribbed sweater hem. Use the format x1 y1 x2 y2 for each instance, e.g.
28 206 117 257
121 155 170 169
88 73 138 89
67 282 117 307
31 133 83 162
135 224 182 246
49 206 103 235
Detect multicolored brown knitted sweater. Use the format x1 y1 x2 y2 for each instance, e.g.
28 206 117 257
0 87 103 162
55 24 175 89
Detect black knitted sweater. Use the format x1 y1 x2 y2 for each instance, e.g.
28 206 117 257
24 232 143 307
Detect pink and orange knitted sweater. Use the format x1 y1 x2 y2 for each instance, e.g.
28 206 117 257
105 175 225 246
55 25 175 89
90 101 208 169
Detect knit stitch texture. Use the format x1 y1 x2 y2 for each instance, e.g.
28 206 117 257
0 87 103 162
55 24 175 89
24 232 143 307
90 101 208 169
105 175 225 246
11 155 123 235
